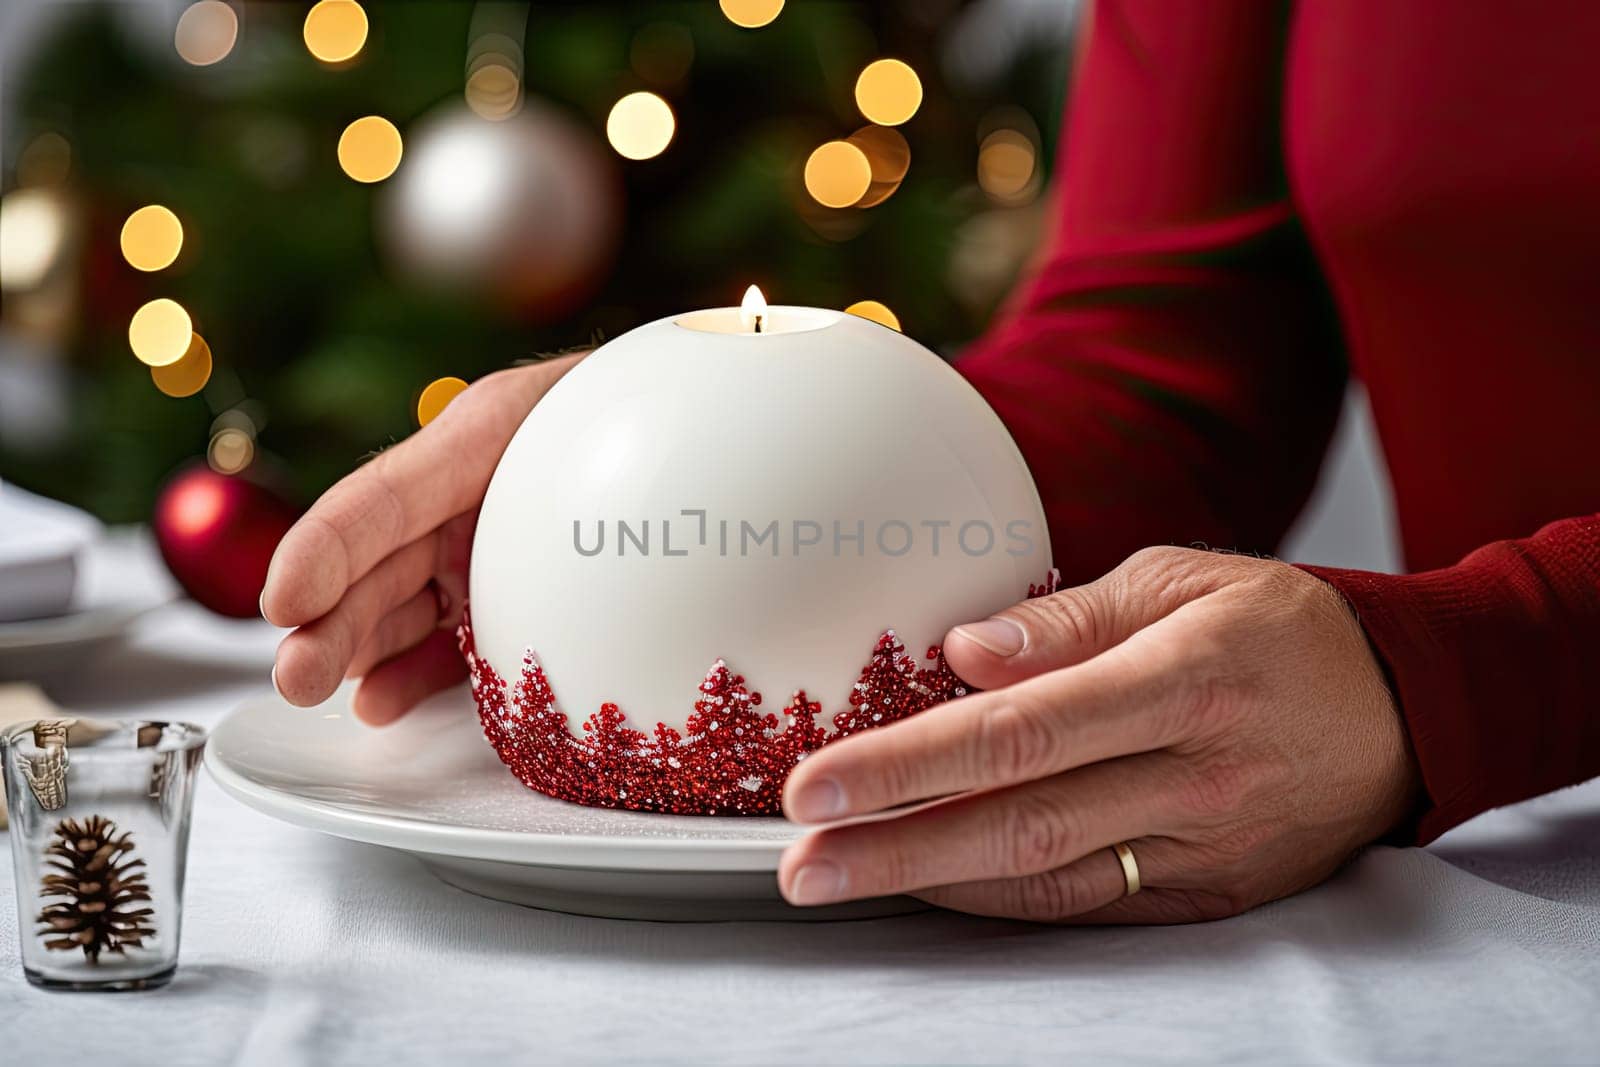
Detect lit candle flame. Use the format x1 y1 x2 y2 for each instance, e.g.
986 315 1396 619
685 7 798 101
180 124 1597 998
739 284 768 333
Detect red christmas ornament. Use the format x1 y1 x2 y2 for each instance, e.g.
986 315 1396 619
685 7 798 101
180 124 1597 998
152 464 298 618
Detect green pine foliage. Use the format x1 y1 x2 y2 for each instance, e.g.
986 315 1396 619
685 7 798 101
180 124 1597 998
1 2 1065 521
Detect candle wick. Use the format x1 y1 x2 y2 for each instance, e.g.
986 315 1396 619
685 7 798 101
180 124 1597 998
753 315 764 334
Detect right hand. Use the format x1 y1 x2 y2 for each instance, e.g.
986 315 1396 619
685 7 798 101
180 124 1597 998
260 354 583 724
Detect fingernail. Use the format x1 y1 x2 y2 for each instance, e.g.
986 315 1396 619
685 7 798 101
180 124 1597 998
270 663 285 700
788 777 846 823
952 617 1025 657
787 860 846 906
258 589 270 623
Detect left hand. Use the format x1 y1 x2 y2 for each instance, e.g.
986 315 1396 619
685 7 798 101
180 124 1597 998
777 547 1422 923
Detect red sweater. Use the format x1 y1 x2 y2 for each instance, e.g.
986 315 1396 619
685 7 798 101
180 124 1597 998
959 0 1600 843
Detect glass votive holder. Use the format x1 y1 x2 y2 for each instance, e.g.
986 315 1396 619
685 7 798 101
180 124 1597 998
2 719 205 992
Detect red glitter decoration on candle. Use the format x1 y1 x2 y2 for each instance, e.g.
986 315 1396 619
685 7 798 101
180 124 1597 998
459 570 1059 814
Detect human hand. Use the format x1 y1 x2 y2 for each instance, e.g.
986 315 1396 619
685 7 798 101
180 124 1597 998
778 547 1422 922
261 355 583 724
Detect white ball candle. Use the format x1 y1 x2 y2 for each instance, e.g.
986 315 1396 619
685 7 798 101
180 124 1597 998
464 288 1052 813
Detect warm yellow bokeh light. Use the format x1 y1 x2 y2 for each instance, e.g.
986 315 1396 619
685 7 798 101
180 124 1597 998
174 1 238 67
303 0 368 63
849 125 911 184
338 116 403 183
151 333 213 397
847 125 911 208
855 59 923 126
978 129 1037 202
120 205 184 272
719 0 784 29
466 61 521 121
804 140 872 209
129 298 194 367
606 92 676 161
208 427 255 475
417 376 470 427
0 190 66 291
846 300 901 332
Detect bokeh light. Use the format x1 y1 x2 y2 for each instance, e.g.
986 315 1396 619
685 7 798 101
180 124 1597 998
978 128 1038 203
174 1 238 67
719 0 785 29
855 59 922 126
845 300 901 332
416 376 470 426
211 407 259 442
465 29 523 121
128 298 194 367
466 62 520 121
207 427 255 475
338 116 403 183
0 189 67 291
120 205 184 272
947 207 1045 316
804 140 872 209
847 125 911 208
303 0 368 64
606 92 675 161
151 333 213 397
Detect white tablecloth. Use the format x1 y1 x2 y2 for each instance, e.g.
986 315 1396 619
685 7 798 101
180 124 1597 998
2 533 1598 1065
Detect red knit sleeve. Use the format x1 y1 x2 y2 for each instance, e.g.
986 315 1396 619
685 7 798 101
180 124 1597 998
959 0 1345 583
1302 515 1600 843
959 2 1600 839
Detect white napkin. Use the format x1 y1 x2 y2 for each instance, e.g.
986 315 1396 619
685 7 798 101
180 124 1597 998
0 481 100 621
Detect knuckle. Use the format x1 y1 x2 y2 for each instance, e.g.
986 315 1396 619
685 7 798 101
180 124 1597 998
369 610 403 659
1026 590 1099 649
1204 820 1275 868
1189 671 1240 735
307 513 357 585
994 794 1081 876
974 699 1060 784
1182 756 1256 819
869 743 927 810
1125 544 1186 572
1006 870 1089 922
1120 545 1202 595
1162 651 1246 741
1156 615 1234 678
875 847 917 895
1268 559 1323 604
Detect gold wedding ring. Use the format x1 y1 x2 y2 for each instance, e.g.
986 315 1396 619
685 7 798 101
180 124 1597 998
1113 841 1141 897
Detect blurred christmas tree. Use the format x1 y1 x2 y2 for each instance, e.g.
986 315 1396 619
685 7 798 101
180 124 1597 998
0 0 1071 522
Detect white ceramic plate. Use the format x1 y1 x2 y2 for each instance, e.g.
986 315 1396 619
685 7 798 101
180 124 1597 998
206 684 918 921
0 602 163 679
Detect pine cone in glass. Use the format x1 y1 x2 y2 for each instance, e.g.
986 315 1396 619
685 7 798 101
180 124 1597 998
37 815 155 963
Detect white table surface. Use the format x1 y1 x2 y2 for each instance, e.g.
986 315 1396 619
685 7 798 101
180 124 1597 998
2 532 1598 1065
